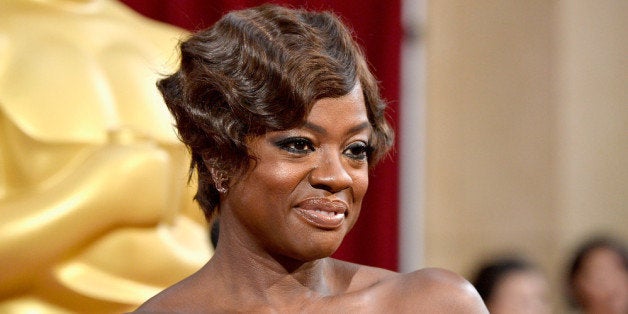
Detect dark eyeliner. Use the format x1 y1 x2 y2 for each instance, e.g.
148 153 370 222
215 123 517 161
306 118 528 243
274 137 314 154
344 141 372 160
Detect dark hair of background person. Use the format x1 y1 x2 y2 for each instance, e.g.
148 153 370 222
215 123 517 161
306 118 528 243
566 235 628 307
157 4 394 222
471 257 537 304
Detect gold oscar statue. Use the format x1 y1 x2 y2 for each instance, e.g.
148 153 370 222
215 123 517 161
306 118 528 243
0 0 211 312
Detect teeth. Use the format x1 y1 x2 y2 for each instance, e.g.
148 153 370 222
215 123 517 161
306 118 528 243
314 209 337 217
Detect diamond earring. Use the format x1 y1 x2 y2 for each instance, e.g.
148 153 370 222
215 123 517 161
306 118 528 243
210 168 229 194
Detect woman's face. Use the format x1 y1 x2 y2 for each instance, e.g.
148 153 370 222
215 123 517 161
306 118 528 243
574 247 628 313
222 84 371 262
488 270 551 314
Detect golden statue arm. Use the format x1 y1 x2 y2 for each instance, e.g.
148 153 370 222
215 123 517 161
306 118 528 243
0 141 171 295
0 1 209 311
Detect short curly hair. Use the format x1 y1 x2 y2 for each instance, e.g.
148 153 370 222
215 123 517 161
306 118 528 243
158 4 394 221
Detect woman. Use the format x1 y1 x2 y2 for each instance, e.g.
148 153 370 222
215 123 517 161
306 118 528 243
472 257 551 314
136 4 487 312
567 236 628 314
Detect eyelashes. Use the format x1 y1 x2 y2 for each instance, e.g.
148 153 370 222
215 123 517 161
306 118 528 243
274 137 315 154
343 142 371 160
274 137 372 161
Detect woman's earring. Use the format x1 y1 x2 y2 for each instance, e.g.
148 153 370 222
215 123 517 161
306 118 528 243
211 168 229 194
216 179 228 194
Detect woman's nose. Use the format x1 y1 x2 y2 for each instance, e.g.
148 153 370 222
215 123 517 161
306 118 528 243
308 151 352 193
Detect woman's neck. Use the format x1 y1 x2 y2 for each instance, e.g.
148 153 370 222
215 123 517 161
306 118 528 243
203 227 335 308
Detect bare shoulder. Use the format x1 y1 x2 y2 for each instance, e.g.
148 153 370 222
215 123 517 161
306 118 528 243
328 258 398 292
327 260 487 313
133 286 190 313
132 274 211 313
378 267 488 313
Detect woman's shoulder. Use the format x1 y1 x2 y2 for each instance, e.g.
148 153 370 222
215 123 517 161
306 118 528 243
133 284 190 313
132 273 213 313
378 267 488 313
332 262 487 314
328 258 398 292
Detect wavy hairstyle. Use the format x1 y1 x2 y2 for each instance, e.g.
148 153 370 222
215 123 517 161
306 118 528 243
158 4 394 221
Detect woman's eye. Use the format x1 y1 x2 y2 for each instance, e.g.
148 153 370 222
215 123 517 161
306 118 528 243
275 137 315 154
344 142 371 161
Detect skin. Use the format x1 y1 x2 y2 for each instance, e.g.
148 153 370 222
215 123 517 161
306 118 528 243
486 270 551 314
135 85 488 313
574 247 628 314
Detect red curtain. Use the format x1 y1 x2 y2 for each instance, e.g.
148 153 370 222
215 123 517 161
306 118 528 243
120 0 401 271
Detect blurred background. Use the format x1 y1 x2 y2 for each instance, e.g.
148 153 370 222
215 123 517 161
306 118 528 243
1 0 626 313
418 1 627 312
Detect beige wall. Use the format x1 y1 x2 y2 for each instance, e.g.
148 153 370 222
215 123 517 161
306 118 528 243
555 0 628 259
424 0 627 309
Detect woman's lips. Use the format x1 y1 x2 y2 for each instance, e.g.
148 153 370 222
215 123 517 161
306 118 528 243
294 198 348 229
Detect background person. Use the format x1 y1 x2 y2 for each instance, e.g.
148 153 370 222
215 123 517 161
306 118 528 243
566 236 628 314
472 256 551 314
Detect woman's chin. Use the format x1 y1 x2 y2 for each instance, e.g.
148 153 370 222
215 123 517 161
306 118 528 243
281 240 343 263
308 243 344 261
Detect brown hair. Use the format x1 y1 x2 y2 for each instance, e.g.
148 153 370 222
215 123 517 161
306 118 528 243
158 4 394 221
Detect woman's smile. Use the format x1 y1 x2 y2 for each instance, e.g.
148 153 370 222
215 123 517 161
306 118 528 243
293 197 348 229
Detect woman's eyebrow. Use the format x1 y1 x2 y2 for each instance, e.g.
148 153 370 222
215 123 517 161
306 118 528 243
347 121 371 134
303 121 371 136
